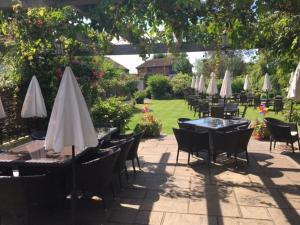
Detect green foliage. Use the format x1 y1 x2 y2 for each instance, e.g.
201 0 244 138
147 74 173 99
283 102 300 123
172 53 193 74
134 90 147 104
134 113 162 138
170 72 191 97
91 97 134 128
231 77 244 93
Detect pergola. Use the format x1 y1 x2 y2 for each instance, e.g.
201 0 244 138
0 0 221 55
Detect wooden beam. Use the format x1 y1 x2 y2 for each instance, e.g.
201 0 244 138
0 0 100 9
76 43 218 56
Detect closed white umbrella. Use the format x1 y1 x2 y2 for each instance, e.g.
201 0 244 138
0 97 6 119
243 75 251 91
220 70 232 98
45 66 98 224
194 76 199 91
21 76 47 118
206 72 218 95
197 74 206 94
262 73 272 92
191 75 196 89
287 63 300 121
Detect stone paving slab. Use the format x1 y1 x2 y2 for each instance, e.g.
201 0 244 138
3 135 300 225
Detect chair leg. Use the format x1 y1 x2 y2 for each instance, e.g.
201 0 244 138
291 142 295 153
132 159 136 173
234 153 238 167
269 139 272 152
124 166 129 181
298 139 300 150
176 148 180 163
118 172 123 188
245 150 249 165
110 183 116 198
188 152 190 165
273 141 276 149
136 157 141 170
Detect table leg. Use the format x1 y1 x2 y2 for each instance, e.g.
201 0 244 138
208 130 216 162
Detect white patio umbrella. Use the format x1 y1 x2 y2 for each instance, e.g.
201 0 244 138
262 73 272 92
194 76 200 92
243 75 251 91
220 70 232 99
0 97 6 119
191 75 196 89
287 63 300 121
21 76 47 118
45 66 98 225
197 74 206 94
206 72 218 96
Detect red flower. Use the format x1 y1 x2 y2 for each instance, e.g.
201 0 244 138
36 19 44 27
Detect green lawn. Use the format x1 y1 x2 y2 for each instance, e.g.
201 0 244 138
127 99 286 135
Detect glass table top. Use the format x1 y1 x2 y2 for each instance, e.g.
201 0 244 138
183 117 248 130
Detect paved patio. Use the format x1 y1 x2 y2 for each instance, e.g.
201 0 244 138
5 136 300 225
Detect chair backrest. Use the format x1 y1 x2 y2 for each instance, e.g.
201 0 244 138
79 147 121 193
254 97 261 107
113 137 135 172
264 118 291 141
214 128 253 154
240 94 247 103
211 106 224 118
177 118 191 123
178 121 195 131
173 128 209 153
274 99 283 112
0 173 48 213
127 130 145 160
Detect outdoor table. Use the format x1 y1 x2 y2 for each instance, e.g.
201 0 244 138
0 127 117 169
183 117 249 161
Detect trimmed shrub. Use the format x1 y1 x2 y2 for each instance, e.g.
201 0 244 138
134 90 147 104
231 77 244 93
91 97 134 130
170 72 192 97
146 74 173 99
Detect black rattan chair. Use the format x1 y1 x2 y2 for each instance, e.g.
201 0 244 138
30 130 46 140
173 128 210 165
213 128 253 166
126 130 145 173
211 106 224 118
0 173 49 225
77 147 121 208
264 117 300 152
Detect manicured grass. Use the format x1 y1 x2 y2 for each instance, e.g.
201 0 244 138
127 99 286 135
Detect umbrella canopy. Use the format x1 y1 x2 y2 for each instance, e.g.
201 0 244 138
287 63 300 101
194 76 200 91
45 66 98 153
21 76 47 118
197 74 206 93
206 72 218 95
262 73 272 92
243 75 251 91
0 97 6 119
191 75 196 89
220 70 232 98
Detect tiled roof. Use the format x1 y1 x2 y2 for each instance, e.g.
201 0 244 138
136 58 176 69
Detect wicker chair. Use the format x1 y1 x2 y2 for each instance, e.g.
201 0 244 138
211 106 224 118
30 130 46 140
264 117 300 152
0 173 49 225
77 147 121 208
126 130 145 173
273 98 283 114
213 128 253 166
173 128 210 165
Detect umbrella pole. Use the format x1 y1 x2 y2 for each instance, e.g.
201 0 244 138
289 101 294 122
71 145 76 225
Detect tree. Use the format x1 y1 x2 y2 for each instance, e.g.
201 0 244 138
172 53 193 74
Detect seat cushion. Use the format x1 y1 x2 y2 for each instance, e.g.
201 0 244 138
291 131 298 137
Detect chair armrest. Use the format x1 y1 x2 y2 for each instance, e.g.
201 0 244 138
287 122 298 132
